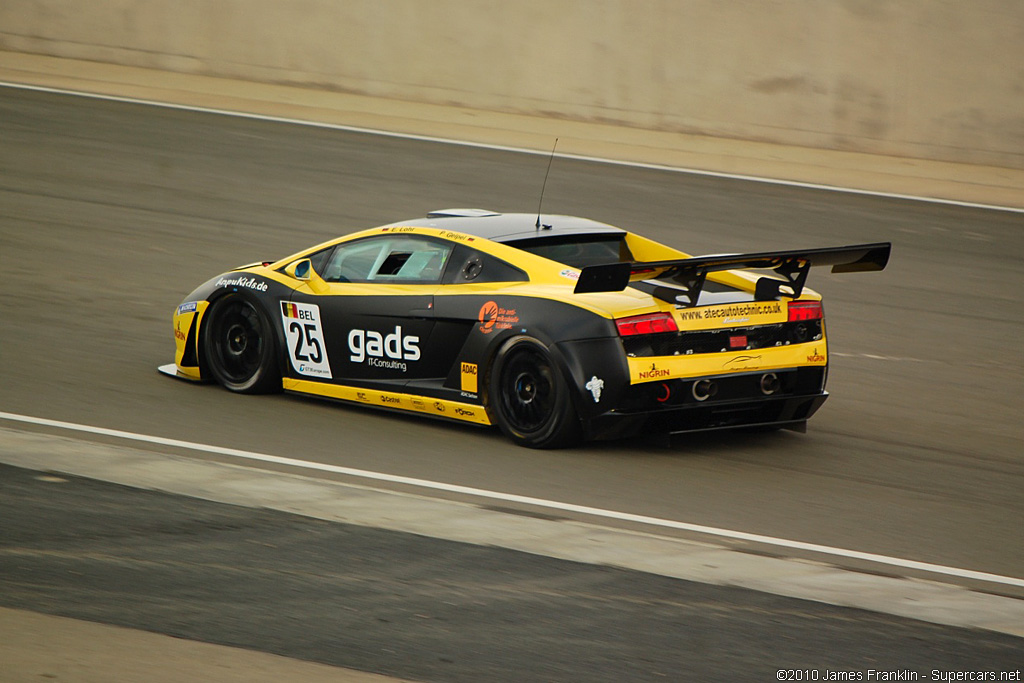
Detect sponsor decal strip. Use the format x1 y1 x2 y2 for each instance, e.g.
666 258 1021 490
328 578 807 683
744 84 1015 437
1 409 1022 590
282 378 490 425
675 301 786 331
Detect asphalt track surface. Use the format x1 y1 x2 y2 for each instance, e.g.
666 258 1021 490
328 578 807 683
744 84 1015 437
3 463 1023 682
0 84 1022 639
3 85 1023 568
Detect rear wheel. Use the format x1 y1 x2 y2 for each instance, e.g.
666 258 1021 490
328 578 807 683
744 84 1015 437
202 295 281 393
489 337 581 449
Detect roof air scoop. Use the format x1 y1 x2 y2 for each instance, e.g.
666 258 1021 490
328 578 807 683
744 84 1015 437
426 208 500 218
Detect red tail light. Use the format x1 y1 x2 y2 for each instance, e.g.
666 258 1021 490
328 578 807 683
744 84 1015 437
616 313 678 336
788 300 823 321
729 335 748 349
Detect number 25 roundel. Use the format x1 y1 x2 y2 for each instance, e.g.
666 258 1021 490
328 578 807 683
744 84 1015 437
281 301 333 379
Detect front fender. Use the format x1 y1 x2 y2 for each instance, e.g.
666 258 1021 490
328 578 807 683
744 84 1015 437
171 269 299 380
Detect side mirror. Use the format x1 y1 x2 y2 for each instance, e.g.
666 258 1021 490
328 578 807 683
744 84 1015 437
285 258 313 281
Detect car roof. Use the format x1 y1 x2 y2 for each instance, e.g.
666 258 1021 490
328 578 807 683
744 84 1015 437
379 209 627 243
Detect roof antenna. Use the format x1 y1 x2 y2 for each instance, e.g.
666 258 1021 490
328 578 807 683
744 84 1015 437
535 138 558 230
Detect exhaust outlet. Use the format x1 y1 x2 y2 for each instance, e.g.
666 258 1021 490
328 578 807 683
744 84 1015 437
692 379 718 402
760 373 780 396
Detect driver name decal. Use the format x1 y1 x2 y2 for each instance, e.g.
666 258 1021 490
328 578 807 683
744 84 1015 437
281 301 332 378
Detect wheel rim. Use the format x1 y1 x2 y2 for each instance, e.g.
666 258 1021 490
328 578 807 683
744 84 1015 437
499 346 557 434
211 300 264 384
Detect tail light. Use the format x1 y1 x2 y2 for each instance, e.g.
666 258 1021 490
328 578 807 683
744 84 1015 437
788 300 823 322
616 312 678 336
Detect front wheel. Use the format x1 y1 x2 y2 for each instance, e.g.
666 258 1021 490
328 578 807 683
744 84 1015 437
489 337 581 449
202 294 281 394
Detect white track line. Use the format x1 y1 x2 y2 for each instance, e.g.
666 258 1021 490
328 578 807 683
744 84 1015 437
3 81 1023 215
2 410 1022 590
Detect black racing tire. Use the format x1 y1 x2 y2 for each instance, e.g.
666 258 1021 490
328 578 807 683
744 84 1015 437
201 294 281 394
488 336 582 449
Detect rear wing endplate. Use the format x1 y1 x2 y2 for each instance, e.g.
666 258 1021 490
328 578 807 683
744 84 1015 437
573 242 891 306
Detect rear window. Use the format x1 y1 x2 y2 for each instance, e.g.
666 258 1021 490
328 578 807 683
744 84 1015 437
504 235 634 268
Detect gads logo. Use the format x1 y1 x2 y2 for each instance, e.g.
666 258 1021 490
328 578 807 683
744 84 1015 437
348 326 421 366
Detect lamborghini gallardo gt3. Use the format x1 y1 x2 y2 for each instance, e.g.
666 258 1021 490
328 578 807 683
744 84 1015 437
160 209 890 448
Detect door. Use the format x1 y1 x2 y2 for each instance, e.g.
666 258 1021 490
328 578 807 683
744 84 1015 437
284 234 454 390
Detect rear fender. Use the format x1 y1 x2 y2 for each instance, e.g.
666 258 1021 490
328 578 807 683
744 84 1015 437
479 328 626 423
552 337 631 420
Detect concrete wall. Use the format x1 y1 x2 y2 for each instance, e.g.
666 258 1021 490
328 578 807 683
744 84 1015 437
2 0 1022 169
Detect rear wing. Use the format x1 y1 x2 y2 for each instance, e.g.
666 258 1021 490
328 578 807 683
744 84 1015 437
573 242 891 306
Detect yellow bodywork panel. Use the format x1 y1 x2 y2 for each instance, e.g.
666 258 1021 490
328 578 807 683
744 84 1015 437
171 300 209 380
627 342 828 384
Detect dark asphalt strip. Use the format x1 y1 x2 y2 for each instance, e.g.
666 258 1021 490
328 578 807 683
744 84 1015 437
0 464 1019 683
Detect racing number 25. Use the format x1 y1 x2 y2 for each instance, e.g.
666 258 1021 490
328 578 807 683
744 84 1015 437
289 321 322 363
280 301 332 378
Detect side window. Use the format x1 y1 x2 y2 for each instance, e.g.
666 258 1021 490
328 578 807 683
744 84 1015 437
443 244 529 284
276 246 334 278
322 235 453 284
307 246 334 276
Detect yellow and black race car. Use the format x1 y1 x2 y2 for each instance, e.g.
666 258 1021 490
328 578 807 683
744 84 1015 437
160 209 890 448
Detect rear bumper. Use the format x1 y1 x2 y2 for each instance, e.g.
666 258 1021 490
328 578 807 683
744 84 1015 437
583 366 829 440
584 391 828 441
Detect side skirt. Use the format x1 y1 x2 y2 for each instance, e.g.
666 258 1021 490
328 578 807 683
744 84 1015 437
282 377 492 426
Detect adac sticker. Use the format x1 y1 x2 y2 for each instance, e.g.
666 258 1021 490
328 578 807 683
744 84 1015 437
281 301 332 378
460 362 478 393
